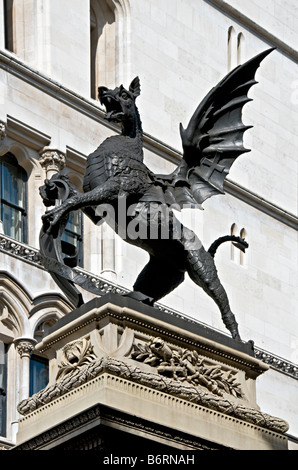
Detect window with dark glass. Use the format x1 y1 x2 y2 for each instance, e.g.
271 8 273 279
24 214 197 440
0 153 28 243
4 0 14 52
90 0 116 98
61 210 83 267
0 342 7 437
29 355 49 396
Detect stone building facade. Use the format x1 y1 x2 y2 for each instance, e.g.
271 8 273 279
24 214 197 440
0 0 297 450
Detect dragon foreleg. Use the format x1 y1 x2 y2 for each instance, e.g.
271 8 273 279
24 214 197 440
42 179 121 234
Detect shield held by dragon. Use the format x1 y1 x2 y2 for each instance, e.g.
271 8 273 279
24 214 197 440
39 49 274 341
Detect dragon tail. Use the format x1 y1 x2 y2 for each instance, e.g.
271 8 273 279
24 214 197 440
208 236 249 258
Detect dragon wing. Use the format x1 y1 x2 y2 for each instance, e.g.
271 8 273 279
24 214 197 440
156 49 274 209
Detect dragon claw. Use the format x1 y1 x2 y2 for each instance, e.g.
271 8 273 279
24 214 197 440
42 208 64 235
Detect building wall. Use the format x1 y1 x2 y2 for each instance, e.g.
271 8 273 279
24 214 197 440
0 0 297 448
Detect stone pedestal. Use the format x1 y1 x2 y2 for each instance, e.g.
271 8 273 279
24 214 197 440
14 294 289 451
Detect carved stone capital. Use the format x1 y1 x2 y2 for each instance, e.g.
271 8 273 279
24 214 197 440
15 338 37 358
0 121 7 141
39 148 66 174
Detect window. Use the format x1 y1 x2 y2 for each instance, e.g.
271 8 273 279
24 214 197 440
29 355 49 396
90 0 116 98
230 223 247 266
228 27 244 71
0 153 28 243
3 0 14 52
230 223 237 262
239 227 247 266
0 342 7 437
237 33 244 65
61 210 84 267
90 4 98 99
228 26 236 71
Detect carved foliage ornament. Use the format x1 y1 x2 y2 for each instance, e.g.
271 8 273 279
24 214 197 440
39 149 66 172
56 336 97 380
15 339 36 358
132 338 244 398
56 336 243 398
17 351 289 434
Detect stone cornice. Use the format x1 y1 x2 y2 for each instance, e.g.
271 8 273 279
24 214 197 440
225 180 298 231
14 404 223 451
0 50 297 230
16 359 289 435
6 115 51 151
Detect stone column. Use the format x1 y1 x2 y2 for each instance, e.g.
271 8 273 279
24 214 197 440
14 338 37 402
100 224 117 281
39 148 66 179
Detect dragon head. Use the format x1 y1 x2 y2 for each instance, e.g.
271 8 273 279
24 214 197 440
98 77 141 133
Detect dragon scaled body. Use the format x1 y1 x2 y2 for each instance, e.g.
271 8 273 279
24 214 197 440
40 50 274 340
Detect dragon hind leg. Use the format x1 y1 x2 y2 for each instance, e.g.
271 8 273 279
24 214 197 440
132 255 185 303
186 247 241 340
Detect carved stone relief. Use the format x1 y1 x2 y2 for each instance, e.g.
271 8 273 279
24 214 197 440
131 337 244 398
97 324 134 358
56 336 97 381
39 148 66 178
16 334 289 435
15 339 36 358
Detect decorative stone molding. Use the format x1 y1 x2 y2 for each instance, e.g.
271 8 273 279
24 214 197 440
255 349 298 379
14 338 37 358
14 404 221 451
0 298 22 337
15 298 290 449
0 121 6 141
132 337 244 398
0 234 42 264
5 116 51 151
39 148 66 175
56 336 97 380
17 354 289 434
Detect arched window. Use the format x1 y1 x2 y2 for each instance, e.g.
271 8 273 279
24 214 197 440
0 153 27 243
230 223 247 266
227 26 237 71
228 27 244 71
239 227 247 266
90 0 117 98
237 33 245 65
230 223 237 261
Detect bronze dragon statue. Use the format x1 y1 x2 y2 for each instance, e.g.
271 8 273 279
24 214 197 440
40 49 274 340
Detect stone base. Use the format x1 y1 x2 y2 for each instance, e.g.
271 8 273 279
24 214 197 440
14 294 289 451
